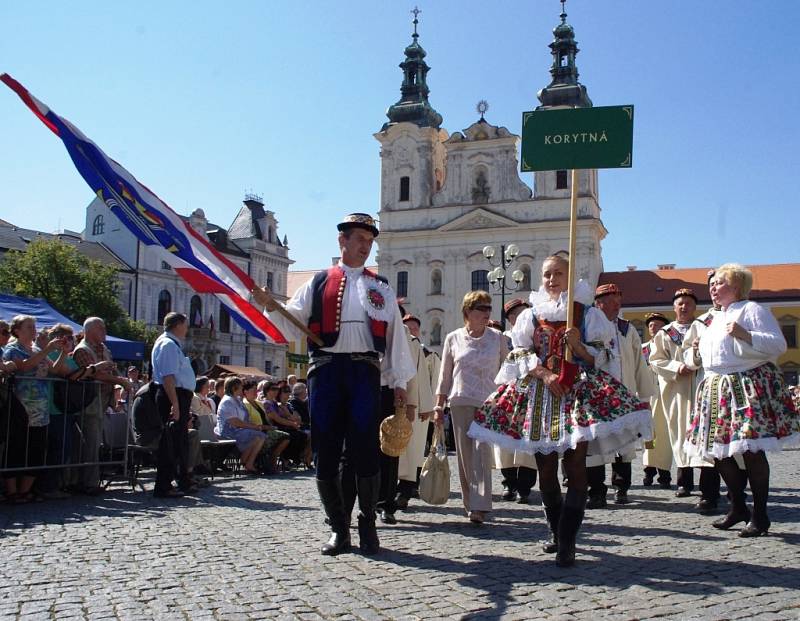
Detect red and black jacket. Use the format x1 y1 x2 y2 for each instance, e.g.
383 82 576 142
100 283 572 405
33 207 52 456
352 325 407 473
308 266 388 354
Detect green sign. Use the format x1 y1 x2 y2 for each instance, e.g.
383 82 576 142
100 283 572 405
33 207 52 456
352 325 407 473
286 352 309 365
521 105 634 172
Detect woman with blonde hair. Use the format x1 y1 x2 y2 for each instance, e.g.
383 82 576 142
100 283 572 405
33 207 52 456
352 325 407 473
433 290 509 524
468 254 652 566
686 263 800 537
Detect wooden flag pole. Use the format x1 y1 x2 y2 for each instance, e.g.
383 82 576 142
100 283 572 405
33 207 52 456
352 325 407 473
564 168 580 363
252 286 324 347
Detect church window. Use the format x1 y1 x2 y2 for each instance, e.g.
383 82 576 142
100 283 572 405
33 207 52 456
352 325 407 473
264 360 273 374
556 170 568 190
189 295 203 327
471 270 489 292
519 264 532 290
266 272 274 292
430 269 442 295
92 214 104 236
399 176 410 202
157 290 172 325
396 271 408 298
430 319 442 346
219 305 231 333
781 321 797 349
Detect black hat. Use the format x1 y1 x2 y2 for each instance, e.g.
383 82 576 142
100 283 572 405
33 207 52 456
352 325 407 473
645 312 669 327
337 213 379 237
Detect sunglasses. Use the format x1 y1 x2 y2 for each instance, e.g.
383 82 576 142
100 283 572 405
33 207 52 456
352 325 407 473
472 305 493 312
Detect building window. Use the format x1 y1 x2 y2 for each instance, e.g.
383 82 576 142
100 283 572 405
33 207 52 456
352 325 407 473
519 264 532 290
471 269 489 292
781 323 797 349
396 271 408 298
266 272 274 292
430 269 442 295
92 214 104 236
399 176 410 202
189 295 203 327
219 305 231 333
161 261 171 270
430 319 442 346
157 290 171 325
219 355 231 365
556 170 568 190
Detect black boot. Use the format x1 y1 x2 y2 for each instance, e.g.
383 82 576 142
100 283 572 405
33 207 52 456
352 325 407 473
541 490 562 554
556 488 586 567
357 473 381 555
713 458 750 530
740 453 770 537
316 478 351 556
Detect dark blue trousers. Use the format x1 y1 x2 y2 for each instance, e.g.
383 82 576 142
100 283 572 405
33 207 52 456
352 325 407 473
309 354 381 481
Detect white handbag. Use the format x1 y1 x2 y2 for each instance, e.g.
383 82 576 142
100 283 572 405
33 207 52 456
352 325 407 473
418 426 450 505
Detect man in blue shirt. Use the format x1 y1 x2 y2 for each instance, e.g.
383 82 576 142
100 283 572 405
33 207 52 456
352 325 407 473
151 312 196 498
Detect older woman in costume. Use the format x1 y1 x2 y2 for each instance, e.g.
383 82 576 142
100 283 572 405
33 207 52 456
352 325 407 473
468 254 652 566
686 263 800 537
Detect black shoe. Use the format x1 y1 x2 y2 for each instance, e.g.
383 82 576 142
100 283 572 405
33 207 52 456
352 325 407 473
153 487 185 499
516 493 530 505
614 489 629 505
642 475 654 487
712 508 751 530
394 494 409 511
321 530 352 555
675 487 692 498
380 510 397 525
659 480 672 490
502 489 516 501
586 495 607 510
356 474 381 555
739 519 770 538
541 490 562 555
697 498 718 515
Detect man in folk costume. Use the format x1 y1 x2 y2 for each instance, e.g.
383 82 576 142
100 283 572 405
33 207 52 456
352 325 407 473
649 288 720 509
495 298 538 504
395 313 441 509
641 312 674 488
388 313 435 515
586 284 655 507
253 213 415 556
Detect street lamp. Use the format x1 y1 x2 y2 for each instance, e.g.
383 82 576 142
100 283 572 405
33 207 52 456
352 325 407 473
483 244 524 331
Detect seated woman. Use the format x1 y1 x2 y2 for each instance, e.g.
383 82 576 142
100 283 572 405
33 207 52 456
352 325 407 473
242 378 290 474
686 263 800 537
259 380 312 468
214 377 268 475
191 376 218 442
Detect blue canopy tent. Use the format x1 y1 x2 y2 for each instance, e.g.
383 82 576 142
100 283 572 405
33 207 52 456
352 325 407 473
0 293 145 361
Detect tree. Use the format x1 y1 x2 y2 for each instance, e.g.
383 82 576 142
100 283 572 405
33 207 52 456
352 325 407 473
0 238 158 354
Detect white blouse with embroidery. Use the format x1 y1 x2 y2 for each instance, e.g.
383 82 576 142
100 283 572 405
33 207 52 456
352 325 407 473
699 300 787 374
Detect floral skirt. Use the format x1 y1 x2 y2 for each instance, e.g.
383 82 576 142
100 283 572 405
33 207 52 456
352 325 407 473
685 362 800 459
467 368 652 456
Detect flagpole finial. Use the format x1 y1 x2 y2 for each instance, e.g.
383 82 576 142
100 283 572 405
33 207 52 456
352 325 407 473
411 6 421 39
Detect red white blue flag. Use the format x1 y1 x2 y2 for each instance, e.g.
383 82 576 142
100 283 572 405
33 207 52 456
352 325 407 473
1 73 286 344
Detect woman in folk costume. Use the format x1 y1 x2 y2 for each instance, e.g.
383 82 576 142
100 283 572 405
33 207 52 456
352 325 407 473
685 264 800 537
468 254 652 567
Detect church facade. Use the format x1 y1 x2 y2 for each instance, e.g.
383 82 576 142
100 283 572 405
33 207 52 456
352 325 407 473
374 9 605 349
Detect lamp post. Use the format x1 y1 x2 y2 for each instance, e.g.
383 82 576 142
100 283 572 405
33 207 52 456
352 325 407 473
483 244 525 331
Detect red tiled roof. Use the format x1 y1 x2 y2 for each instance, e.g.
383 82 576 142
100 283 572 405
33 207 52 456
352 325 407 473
599 264 800 306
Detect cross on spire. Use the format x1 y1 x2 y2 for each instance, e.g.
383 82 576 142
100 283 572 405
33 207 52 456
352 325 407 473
411 6 421 39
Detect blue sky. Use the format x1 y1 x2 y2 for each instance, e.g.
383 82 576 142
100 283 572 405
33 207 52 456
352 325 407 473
1 1 798 272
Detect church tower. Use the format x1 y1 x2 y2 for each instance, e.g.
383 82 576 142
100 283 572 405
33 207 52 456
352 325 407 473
533 3 599 206
375 9 448 213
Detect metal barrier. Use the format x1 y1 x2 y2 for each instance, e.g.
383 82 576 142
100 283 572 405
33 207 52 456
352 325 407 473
0 374 130 487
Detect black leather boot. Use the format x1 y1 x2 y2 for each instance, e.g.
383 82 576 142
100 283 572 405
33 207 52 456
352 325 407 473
740 455 770 537
713 458 750 530
357 473 381 555
541 490 562 554
316 478 351 556
556 488 586 567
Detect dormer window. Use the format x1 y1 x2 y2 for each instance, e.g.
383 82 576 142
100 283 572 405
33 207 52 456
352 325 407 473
399 176 410 202
92 214 104 235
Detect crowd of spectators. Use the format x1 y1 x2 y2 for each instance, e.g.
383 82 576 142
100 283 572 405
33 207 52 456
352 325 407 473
0 311 313 504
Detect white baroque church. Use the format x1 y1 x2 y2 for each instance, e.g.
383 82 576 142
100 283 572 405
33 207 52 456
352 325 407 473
373 8 605 350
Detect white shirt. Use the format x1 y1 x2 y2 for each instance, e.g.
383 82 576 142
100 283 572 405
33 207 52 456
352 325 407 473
699 300 786 374
267 262 415 389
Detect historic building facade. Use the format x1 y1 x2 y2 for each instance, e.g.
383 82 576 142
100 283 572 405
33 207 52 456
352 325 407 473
84 193 291 374
373 9 605 349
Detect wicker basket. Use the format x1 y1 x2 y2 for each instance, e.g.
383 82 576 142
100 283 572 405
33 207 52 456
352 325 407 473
379 405 413 457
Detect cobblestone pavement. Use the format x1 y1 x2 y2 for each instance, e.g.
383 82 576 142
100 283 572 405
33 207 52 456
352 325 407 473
1 450 799 621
